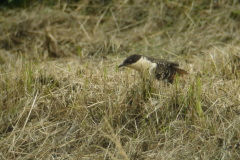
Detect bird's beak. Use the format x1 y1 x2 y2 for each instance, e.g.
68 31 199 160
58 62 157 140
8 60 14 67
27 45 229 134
118 63 125 68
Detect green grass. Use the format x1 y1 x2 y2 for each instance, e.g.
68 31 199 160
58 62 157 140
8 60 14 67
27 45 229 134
196 72 203 118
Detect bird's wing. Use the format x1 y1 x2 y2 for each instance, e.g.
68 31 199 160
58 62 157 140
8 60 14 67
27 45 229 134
154 59 187 81
146 56 179 67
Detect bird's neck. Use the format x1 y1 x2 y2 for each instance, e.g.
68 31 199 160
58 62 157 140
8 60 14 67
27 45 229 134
128 56 157 74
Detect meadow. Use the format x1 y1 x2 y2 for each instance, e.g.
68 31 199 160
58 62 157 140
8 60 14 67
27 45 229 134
0 0 240 159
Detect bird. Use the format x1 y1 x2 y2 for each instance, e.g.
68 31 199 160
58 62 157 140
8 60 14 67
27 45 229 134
118 54 188 83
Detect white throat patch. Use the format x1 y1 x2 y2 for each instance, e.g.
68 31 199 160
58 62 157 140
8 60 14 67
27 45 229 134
128 56 157 75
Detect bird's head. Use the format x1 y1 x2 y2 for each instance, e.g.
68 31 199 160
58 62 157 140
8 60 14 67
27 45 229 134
118 54 142 69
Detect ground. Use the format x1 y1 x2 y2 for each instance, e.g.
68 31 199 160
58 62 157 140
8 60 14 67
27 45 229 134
0 0 240 159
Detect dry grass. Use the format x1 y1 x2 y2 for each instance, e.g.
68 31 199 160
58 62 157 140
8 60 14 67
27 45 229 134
1 0 240 159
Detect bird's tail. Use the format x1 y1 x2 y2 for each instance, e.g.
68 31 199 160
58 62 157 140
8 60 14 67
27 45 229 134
175 68 188 76
167 68 188 83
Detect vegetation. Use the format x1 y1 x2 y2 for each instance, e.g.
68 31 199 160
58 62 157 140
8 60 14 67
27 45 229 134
0 0 240 159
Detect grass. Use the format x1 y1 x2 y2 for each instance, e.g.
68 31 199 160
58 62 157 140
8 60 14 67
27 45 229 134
0 0 240 159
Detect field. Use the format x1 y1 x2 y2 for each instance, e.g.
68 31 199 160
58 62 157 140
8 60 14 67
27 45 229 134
1 0 240 159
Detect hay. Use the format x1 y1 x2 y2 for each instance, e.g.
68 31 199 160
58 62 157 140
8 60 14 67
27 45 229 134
0 0 240 159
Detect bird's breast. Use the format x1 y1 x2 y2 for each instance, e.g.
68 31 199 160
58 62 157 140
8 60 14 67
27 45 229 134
148 63 157 75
